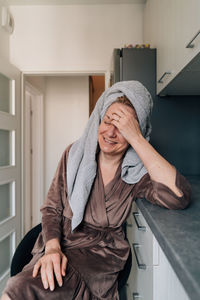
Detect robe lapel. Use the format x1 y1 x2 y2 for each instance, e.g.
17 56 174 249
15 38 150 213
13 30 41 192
104 163 122 202
97 166 109 227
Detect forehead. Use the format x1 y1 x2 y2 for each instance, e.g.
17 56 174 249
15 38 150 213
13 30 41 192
105 102 136 115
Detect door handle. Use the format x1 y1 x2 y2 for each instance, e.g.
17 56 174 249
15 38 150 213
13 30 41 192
133 212 146 231
132 243 146 270
186 30 200 48
133 293 142 299
158 72 171 83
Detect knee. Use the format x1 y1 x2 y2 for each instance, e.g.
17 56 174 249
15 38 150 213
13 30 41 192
2 270 33 298
1 293 11 300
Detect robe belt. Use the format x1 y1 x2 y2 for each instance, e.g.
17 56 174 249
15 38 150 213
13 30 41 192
80 222 123 245
81 221 123 233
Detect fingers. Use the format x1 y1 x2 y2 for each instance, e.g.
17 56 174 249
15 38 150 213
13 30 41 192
111 108 139 127
32 260 41 278
110 108 141 143
46 261 55 291
115 103 136 115
34 260 53 290
41 263 49 290
52 255 63 287
107 109 124 121
61 255 68 277
111 119 121 128
111 113 121 122
110 104 138 122
32 251 67 292
111 110 124 119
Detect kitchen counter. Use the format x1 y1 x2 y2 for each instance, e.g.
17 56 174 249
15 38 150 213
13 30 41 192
135 176 200 300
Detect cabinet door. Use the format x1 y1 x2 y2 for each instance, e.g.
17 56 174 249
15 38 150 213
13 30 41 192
145 0 200 95
162 0 200 95
153 244 189 300
127 203 154 300
159 0 200 94
153 0 178 93
174 0 200 73
127 243 153 300
132 247 153 300
127 203 155 266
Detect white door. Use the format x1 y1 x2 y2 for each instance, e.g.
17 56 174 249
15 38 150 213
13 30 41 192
0 57 21 294
24 82 44 233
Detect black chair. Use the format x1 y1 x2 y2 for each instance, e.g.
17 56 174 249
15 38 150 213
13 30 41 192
10 223 42 277
10 223 131 299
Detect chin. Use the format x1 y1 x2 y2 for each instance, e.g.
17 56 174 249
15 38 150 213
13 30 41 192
99 141 116 153
100 145 126 156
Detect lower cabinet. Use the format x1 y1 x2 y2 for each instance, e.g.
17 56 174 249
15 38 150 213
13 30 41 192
125 202 189 300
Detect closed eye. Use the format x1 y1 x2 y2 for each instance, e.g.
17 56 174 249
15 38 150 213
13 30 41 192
104 114 112 125
104 121 110 125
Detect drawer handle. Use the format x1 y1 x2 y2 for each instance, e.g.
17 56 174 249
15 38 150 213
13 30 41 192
132 243 146 270
186 30 200 48
158 72 171 83
133 212 146 231
133 293 142 299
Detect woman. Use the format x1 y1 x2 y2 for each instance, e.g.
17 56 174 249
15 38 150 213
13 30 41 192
2 81 191 300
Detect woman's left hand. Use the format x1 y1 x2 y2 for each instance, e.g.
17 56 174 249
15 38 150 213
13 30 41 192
109 104 142 144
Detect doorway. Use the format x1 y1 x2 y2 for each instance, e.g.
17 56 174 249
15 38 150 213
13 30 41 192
23 73 105 233
89 75 105 115
24 82 44 233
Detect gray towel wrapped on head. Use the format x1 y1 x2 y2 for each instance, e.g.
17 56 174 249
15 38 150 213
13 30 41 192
67 80 153 231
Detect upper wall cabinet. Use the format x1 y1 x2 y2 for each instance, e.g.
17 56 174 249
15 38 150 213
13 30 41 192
144 0 200 95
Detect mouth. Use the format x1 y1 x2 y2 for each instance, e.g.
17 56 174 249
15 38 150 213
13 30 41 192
103 137 117 145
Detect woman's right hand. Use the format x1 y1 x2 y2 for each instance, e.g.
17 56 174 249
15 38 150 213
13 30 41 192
32 245 68 291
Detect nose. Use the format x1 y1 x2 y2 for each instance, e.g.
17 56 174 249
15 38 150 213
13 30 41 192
107 124 117 137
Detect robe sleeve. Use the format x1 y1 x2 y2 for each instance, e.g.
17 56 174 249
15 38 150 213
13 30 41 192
40 145 72 244
134 167 192 209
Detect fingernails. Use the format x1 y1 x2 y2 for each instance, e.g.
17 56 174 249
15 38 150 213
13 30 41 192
50 286 54 291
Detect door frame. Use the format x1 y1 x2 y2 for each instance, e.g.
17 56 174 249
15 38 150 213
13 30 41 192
24 81 44 233
21 70 110 234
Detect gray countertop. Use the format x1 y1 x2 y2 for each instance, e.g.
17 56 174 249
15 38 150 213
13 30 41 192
135 176 200 300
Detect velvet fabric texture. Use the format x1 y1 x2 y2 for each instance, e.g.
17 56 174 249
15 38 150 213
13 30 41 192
4 146 191 299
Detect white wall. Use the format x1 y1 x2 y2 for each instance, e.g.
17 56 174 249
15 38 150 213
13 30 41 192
44 76 89 193
0 1 10 61
7 3 145 199
9 4 144 72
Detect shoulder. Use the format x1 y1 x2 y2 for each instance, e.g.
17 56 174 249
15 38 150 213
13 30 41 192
60 143 73 163
54 144 74 176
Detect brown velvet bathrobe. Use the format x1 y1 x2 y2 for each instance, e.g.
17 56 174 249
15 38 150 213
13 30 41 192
4 145 191 300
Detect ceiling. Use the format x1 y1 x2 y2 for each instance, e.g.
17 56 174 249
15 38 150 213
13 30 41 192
7 0 146 5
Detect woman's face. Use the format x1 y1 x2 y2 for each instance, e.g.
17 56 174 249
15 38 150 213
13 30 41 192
98 103 130 156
